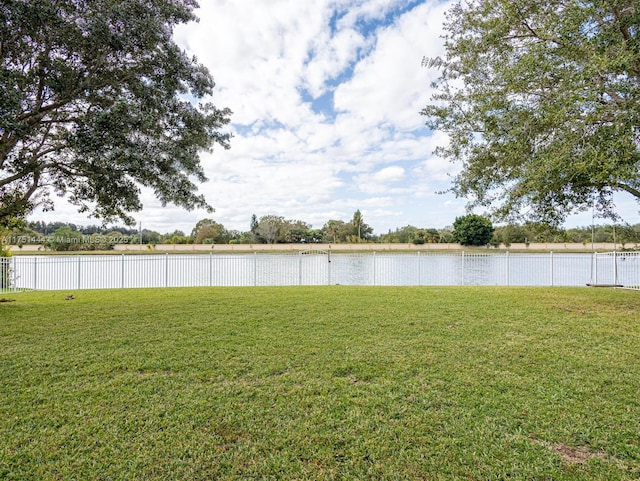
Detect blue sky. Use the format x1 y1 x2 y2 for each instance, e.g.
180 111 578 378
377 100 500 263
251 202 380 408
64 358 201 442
32 0 639 234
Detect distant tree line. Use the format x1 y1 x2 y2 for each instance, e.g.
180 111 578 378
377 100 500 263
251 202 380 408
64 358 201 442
2 213 639 251
491 222 640 247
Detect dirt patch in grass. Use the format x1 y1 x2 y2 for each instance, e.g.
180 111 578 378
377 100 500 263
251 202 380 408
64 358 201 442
533 439 609 465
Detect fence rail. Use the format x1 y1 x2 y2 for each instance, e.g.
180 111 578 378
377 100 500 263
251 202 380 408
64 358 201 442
1 252 639 292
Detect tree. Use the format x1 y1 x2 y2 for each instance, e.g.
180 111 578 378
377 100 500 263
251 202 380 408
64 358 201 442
249 214 259 241
615 223 640 245
163 229 189 244
322 219 351 243
379 225 440 244
422 0 640 226
47 225 83 251
492 224 530 247
350 209 373 241
352 209 363 241
452 214 494 246
191 218 228 244
381 225 419 243
280 219 312 243
438 228 455 243
0 0 232 227
140 229 162 245
523 222 567 243
85 232 108 251
255 215 284 244
422 228 440 243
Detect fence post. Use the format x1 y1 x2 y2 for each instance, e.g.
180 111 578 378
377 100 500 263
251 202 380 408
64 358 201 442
77 255 81 290
505 251 509 286
550 251 554 287
121 254 125 288
1 258 7 292
327 251 331 285
12 256 17 292
373 252 376 286
165 253 169 288
298 252 302 286
461 251 465 286
33 256 37 291
209 252 213 287
418 251 421 285
254 252 257 286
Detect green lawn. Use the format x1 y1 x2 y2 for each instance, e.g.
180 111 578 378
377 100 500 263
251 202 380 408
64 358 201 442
1 287 639 480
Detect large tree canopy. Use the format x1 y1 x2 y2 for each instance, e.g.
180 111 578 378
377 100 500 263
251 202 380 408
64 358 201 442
0 0 231 226
452 213 494 246
422 0 639 225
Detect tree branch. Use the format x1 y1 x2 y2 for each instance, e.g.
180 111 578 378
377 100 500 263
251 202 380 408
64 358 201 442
616 182 640 199
0 134 19 170
0 171 41 219
0 139 68 189
16 98 74 124
518 18 567 49
34 43 52 113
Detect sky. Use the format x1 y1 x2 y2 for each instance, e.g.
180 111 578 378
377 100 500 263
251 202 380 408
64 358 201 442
30 0 639 235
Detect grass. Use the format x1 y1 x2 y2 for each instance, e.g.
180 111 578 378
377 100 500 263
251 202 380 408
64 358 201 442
1 286 639 480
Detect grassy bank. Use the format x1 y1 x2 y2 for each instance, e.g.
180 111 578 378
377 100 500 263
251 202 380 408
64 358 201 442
1 287 639 480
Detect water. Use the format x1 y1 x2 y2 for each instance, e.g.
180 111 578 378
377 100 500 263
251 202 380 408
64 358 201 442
3 252 638 291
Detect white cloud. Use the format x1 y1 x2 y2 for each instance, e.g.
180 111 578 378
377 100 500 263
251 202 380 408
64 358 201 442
333 1 450 131
375 166 405 183
337 0 405 28
304 27 369 97
36 1 636 236
353 165 407 193
31 1 468 234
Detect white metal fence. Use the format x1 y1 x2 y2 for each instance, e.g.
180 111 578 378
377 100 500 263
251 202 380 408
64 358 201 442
1 251 639 292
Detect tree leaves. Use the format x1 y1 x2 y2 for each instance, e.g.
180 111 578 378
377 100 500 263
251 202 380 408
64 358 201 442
422 0 639 225
452 214 494 246
0 0 231 226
